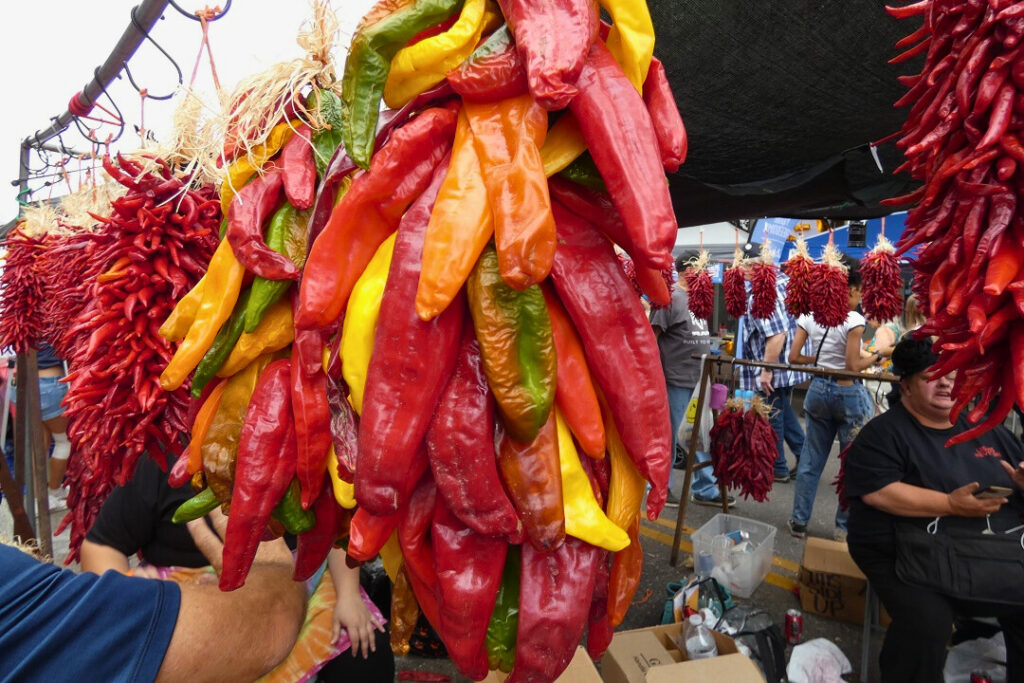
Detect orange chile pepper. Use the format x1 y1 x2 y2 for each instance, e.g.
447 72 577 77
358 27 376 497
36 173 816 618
541 284 605 458
984 241 1024 296
607 517 643 627
186 379 227 476
464 95 555 290
495 414 565 552
297 106 458 330
602 392 646 532
415 107 494 321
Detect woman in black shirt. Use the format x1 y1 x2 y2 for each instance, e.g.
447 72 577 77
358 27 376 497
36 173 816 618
844 337 1024 682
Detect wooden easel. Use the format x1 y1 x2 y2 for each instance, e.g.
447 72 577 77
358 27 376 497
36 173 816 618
669 355 895 566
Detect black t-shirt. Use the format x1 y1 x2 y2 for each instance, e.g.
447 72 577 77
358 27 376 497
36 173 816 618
86 458 209 568
845 401 1024 545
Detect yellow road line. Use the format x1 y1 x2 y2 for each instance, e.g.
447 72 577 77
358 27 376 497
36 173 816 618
763 572 798 592
641 519 801 575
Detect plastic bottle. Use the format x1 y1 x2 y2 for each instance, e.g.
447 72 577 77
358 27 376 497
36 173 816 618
681 614 718 660
733 389 743 405
742 390 754 411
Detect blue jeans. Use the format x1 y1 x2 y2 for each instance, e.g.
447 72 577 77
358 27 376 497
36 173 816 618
758 386 805 477
792 378 873 530
667 385 718 499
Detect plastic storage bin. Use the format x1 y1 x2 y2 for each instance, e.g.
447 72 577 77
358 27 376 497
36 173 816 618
691 513 776 598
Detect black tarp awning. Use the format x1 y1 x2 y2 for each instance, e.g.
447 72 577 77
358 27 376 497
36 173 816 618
652 0 922 225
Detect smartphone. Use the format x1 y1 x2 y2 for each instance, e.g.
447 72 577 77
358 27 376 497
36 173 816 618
974 485 1013 499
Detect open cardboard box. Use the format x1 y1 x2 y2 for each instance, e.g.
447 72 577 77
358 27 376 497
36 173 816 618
799 537 890 626
601 622 763 683
481 646 602 682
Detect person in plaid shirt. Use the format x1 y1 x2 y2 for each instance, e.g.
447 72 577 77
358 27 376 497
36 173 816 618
739 274 809 482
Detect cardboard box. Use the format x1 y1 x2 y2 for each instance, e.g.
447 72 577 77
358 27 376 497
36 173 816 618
798 537 890 626
481 646 601 683
601 622 763 683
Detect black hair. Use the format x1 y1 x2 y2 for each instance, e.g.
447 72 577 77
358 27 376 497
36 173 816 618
838 253 862 288
884 335 938 410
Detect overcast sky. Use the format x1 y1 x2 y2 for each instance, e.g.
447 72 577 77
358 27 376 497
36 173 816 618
0 1 375 223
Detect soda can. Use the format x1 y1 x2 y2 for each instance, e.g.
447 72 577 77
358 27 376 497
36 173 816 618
785 609 803 645
970 672 993 683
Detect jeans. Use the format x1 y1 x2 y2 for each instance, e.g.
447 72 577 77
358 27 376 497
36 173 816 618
791 378 873 530
758 385 805 477
850 541 1024 682
667 384 718 499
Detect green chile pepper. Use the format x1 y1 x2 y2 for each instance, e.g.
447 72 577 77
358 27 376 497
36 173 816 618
273 479 316 534
244 204 309 333
556 152 607 193
306 89 345 179
191 289 253 397
172 487 220 524
485 544 520 672
467 243 557 443
341 0 462 169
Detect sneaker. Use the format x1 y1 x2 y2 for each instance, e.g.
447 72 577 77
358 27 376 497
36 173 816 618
664 491 681 508
833 528 848 543
787 519 807 539
774 472 793 483
691 492 736 508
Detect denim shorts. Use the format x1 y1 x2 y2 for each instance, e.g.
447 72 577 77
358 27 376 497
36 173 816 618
11 376 68 421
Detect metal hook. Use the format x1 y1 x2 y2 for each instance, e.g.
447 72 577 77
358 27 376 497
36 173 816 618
122 5 183 101
89 66 126 144
166 0 233 22
927 517 940 535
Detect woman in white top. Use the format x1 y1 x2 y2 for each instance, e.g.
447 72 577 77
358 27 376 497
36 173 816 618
786 261 876 541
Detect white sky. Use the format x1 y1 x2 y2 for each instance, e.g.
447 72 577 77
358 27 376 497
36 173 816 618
0 1 375 223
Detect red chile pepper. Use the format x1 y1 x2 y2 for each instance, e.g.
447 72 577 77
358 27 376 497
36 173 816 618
569 40 676 273
979 82 1016 149
293 478 351 581
508 537 601 682
356 159 464 516
220 359 296 591
347 448 428 562
547 177 671 305
426 321 523 540
432 495 508 680
549 201 671 520
984 240 1024 295
327 371 358 483
397 475 443 642
586 551 613 660
226 170 300 281
607 517 643 627
642 57 687 173
447 25 528 102
542 284 606 458
496 0 598 110
292 350 332 510
496 415 565 552
297 106 458 330
279 123 316 210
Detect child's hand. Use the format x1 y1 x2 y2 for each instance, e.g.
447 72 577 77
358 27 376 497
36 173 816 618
332 590 385 659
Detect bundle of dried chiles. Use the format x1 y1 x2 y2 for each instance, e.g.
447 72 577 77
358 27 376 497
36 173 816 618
782 237 814 317
683 250 714 320
723 251 748 318
860 235 902 323
749 245 778 319
811 240 849 328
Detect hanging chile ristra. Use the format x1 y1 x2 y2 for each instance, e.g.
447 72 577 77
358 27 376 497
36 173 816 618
782 237 814 318
860 234 903 323
811 239 850 328
749 243 779 320
682 250 714 321
723 250 748 319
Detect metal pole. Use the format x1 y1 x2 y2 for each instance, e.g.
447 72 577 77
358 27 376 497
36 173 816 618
20 0 170 150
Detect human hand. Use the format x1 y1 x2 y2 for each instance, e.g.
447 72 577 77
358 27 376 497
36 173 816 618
1001 461 1024 490
947 482 1007 517
332 590 385 659
185 507 293 576
759 368 774 395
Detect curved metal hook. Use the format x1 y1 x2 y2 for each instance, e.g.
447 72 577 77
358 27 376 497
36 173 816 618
90 66 126 144
166 0 232 22
123 5 183 100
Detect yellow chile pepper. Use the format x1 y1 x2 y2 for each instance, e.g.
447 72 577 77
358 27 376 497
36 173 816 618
602 395 646 531
160 239 245 391
555 408 629 552
341 233 397 414
216 298 294 378
600 0 655 91
540 114 588 177
219 120 300 214
201 353 277 505
416 108 494 322
384 0 500 108
327 446 357 509
159 274 207 342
